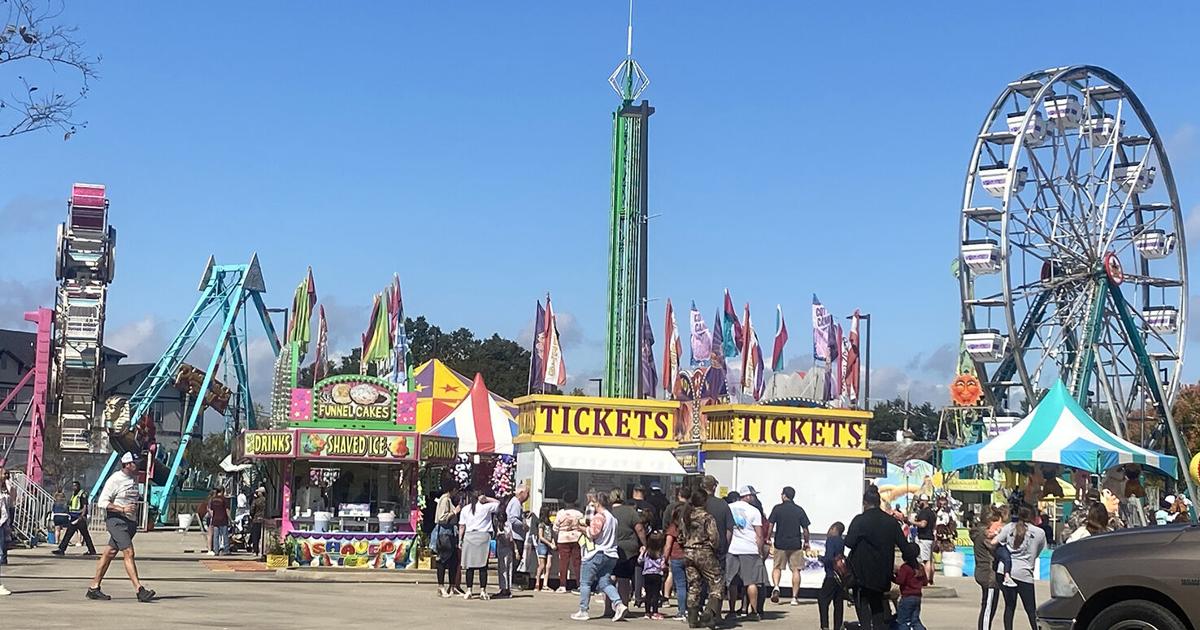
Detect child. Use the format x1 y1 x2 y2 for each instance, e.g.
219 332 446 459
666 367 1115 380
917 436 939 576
893 542 928 630
640 531 667 620
534 505 556 591
818 522 846 630
51 491 70 545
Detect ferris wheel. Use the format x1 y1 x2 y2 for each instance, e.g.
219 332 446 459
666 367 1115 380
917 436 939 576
958 66 1187 444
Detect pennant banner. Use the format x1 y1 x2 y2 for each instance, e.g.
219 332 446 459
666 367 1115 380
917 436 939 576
844 310 861 406
542 296 567 388
663 299 681 397
689 302 712 367
529 301 546 393
722 290 743 358
812 294 832 361
741 303 764 401
771 305 788 373
640 307 658 398
704 308 728 398
313 305 329 384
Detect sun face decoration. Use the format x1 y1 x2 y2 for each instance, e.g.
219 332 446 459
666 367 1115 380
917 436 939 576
950 373 984 407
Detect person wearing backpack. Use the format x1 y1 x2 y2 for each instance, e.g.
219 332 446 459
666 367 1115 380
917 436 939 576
846 485 908 630
818 522 846 630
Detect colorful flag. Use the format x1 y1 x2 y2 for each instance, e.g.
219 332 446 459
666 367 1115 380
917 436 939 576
362 292 392 367
830 322 844 400
286 267 318 355
722 289 743 358
771 304 788 372
844 310 861 406
541 295 567 388
689 302 712 367
812 294 832 361
740 303 764 400
703 309 728 398
387 275 410 390
663 299 681 397
528 300 546 393
639 307 657 398
313 305 329 383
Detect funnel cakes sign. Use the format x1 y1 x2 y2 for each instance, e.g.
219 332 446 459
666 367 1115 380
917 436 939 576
305 375 398 424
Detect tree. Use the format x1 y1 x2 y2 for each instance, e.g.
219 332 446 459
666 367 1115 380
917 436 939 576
1171 383 1200 455
1 0 99 139
869 397 940 442
183 432 229 478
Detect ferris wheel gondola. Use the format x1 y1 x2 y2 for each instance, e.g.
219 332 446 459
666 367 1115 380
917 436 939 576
957 66 1188 453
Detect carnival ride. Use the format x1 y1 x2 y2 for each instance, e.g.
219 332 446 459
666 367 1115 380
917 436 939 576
956 65 1196 503
89 255 281 521
602 8 654 399
53 183 117 452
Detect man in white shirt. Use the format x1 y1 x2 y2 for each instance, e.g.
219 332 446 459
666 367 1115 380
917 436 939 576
88 452 155 602
727 486 768 621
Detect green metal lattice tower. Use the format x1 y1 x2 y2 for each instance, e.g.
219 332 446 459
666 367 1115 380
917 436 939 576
604 6 653 398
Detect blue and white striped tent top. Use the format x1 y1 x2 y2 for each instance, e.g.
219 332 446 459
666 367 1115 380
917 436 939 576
942 380 1178 477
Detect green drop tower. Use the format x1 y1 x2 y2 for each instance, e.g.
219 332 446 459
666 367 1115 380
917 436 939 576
603 10 653 399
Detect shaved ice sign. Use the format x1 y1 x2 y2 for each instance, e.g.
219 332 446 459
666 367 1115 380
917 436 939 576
313 375 397 423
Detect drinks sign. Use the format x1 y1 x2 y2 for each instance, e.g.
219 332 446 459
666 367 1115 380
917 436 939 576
242 431 296 458
313 376 397 423
514 395 680 448
419 435 458 462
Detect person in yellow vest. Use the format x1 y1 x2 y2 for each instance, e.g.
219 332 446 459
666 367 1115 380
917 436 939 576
52 480 97 556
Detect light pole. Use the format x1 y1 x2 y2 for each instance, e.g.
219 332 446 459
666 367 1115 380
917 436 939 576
266 307 289 341
589 378 604 397
847 312 871 410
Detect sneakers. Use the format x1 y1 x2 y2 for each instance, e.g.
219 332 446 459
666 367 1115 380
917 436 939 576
492 590 512 599
86 587 111 601
462 590 475 600
571 610 590 621
789 598 800 606
670 614 686 622
0 584 10 596
137 586 156 603
770 588 780 604
556 586 568 594
612 602 628 622
480 591 491 601
439 587 451 598
649 613 666 620
206 550 216 556
51 549 65 556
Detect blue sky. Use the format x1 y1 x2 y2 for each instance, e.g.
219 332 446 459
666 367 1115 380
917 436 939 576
3 3 1200 405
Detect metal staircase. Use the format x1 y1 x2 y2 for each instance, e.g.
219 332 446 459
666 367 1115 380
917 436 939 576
53 183 117 452
8 472 53 547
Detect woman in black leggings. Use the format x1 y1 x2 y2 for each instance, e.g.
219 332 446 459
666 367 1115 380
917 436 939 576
993 507 1047 630
971 507 1005 629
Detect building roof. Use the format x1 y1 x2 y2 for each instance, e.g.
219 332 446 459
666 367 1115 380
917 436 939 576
0 328 126 371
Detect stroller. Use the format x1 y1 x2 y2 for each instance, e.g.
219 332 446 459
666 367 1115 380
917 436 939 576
228 512 253 552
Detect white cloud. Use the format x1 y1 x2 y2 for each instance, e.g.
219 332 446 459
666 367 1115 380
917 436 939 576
517 309 584 350
1167 124 1197 162
0 278 55 329
106 316 170 362
1185 206 1200 245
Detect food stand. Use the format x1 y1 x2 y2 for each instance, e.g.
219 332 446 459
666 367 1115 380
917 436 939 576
240 373 445 569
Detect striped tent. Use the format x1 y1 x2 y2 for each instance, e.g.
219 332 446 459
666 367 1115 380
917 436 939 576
425 373 519 455
942 380 1179 477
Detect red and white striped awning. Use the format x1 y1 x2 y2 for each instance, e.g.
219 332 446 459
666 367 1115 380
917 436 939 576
425 373 518 455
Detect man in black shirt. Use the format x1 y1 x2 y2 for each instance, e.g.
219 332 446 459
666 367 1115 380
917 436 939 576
765 486 811 605
910 494 936 586
847 485 909 630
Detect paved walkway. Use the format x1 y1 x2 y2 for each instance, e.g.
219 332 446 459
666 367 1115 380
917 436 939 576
0 532 1030 629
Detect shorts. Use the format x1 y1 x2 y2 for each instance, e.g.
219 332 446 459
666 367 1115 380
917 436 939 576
725 554 768 586
536 542 551 556
917 539 933 563
772 547 805 571
106 515 137 551
53 515 71 528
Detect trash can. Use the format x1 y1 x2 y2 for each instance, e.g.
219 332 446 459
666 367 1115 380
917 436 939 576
378 512 395 533
179 513 194 531
942 551 965 577
313 511 332 533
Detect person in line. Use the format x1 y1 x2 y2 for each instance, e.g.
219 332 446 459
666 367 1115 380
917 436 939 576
817 522 846 630
249 487 267 559
1154 498 1171 526
88 452 155 602
726 486 767 621
766 485 811 606
608 488 648 617
1065 503 1110 543
53 480 97 556
846 485 907 630
630 484 655 607
894 542 928 630
495 485 529 599
571 492 628 621
647 482 670 530
434 487 462 597
640 531 667 620
199 489 214 553
909 495 936 586
971 507 1006 630
663 486 690 621
533 505 556 592
679 487 724 629
554 494 584 593
458 490 500 600
993 506 1047 630
208 487 230 556
700 476 732 580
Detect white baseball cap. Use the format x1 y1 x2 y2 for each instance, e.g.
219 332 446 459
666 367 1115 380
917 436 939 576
738 485 758 497
120 452 136 465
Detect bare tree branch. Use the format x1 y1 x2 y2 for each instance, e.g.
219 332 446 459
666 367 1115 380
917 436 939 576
0 0 99 140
